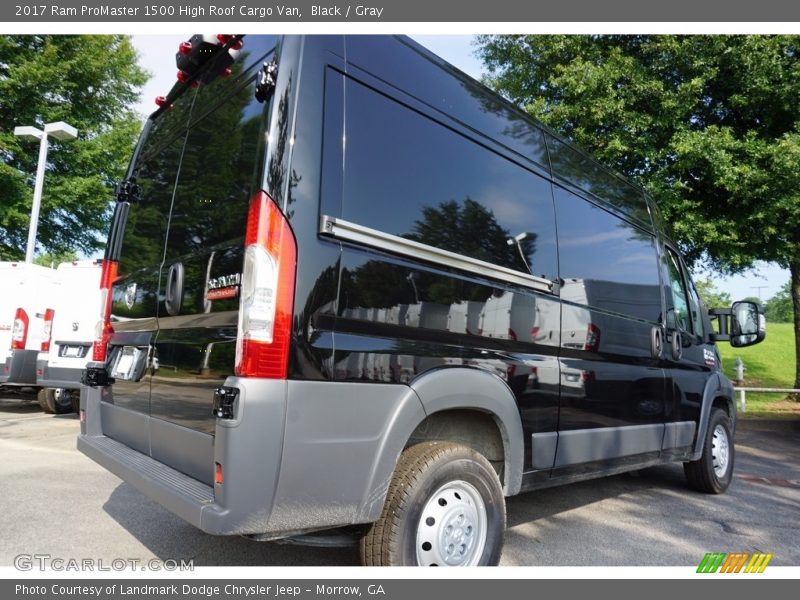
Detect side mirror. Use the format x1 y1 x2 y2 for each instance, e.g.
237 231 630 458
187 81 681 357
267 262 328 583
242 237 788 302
710 301 766 347
730 301 766 347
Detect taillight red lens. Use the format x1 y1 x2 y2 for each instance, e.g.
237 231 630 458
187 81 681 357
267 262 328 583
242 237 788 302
92 260 118 362
11 308 29 350
584 323 601 352
41 308 55 352
235 191 297 378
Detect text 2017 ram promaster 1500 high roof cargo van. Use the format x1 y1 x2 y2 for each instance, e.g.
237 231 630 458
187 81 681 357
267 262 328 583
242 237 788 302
78 35 766 566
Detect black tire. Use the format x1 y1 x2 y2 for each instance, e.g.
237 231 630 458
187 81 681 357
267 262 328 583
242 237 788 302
37 388 74 415
684 408 734 494
359 441 505 566
70 391 80 415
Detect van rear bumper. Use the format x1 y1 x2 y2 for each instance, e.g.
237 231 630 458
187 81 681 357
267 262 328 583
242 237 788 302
77 433 218 531
78 377 288 536
36 357 82 389
1 349 39 385
78 375 425 537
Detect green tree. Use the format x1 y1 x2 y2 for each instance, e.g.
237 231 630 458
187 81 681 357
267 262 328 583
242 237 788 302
33 249 78 268
477 34 800 386
0 35 147 260
765 282 793 323
694 277 732 310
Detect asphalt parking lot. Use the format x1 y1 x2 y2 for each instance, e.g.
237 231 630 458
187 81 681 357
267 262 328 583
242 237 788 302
0 392 798 568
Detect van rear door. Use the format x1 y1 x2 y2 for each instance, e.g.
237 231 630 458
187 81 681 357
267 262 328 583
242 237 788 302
106 119 189 454
150 43 275 437
0 263 28 364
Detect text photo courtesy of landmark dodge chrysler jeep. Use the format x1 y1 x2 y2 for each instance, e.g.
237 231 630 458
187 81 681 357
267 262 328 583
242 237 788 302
77 35 766 566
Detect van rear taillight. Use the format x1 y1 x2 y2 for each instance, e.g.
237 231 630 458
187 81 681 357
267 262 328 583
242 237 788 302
11 308 29 350
41 308 55 352
235 191 297 379
584 323 601 352
92 260 118 362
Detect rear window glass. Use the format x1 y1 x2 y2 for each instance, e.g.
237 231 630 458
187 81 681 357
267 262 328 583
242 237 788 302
164 74 270 257
119 133 187 276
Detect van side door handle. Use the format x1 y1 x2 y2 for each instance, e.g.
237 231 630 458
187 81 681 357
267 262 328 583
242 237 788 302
164 262 184 316
650 325 663 359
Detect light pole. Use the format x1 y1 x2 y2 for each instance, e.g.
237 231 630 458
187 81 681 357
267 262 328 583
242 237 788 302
13 121 78 263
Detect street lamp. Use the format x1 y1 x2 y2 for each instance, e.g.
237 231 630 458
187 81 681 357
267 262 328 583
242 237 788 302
13 121 78 263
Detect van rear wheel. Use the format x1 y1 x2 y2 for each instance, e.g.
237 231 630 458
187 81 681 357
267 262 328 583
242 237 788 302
359 441 505 566
37 388 75 415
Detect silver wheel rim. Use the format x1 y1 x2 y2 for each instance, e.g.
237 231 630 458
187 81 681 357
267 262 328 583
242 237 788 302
712 424 730 478
415 480 487 566
54 388 70 407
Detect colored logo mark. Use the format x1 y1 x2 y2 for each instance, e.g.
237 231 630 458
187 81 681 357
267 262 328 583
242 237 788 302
697 552 773 573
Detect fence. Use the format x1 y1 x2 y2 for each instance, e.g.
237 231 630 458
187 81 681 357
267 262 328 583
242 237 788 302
733 387 800 412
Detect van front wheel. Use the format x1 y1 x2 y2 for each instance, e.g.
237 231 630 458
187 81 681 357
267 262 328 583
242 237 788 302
359 441 505 566
684 408 734 494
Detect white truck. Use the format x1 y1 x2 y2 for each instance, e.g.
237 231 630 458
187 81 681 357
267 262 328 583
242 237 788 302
35 260 102 413
0 262 57 394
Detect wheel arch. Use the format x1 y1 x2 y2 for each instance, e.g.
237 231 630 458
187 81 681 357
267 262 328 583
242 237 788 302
356 367 524 522
691 372 735 460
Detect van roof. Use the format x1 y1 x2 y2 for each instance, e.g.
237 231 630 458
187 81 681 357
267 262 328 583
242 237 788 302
0 261 54 273
55 259 102 270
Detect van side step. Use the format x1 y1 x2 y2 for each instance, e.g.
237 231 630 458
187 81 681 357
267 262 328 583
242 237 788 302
78 434 214 528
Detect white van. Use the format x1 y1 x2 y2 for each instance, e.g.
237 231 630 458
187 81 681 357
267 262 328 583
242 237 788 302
0 262 56 390
35 260 102 413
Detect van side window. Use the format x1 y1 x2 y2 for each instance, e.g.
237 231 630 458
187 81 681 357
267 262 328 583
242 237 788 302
665 247 692 332
553 186 662 323
338 77 559 283
546 134 651 230
687 275 705 337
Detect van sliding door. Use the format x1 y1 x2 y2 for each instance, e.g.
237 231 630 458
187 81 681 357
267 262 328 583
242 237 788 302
552 185 670 472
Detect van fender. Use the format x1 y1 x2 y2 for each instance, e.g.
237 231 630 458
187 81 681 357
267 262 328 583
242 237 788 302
691 372 735 460
357 367 524 521
410 367 525 496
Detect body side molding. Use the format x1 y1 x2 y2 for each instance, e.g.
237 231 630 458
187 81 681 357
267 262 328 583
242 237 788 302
554 423 665 468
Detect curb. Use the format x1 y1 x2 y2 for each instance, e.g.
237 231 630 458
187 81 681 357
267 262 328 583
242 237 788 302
737 418 800 432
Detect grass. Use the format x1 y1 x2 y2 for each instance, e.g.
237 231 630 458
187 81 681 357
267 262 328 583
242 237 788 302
716 322 799 419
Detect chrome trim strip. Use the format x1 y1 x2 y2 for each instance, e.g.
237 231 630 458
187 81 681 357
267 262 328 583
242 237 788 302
319 215 553 293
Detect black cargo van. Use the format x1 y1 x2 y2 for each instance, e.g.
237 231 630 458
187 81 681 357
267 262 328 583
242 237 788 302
78 35 766 566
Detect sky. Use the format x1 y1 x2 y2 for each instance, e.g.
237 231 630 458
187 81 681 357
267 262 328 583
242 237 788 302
130 35 791 303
